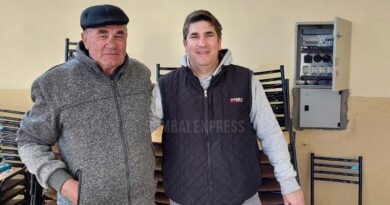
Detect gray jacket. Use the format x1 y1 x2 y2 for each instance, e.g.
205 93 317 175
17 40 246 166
17 42 156 205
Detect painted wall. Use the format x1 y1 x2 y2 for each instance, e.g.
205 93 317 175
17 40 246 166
297 97 390 204
1 0 389 97
1 0 389 204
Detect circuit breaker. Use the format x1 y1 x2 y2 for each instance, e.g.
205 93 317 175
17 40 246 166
292 17 351 129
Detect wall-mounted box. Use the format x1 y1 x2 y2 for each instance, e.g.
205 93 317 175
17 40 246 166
293 17 352 91
292 17 351 129
293 88 349 129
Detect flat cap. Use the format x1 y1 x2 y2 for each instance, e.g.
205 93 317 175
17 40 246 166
80 4 129 30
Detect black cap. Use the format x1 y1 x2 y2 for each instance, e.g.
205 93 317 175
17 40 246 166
80 4 129 30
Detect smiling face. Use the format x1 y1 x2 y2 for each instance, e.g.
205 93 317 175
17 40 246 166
184 20 222 74
81 24 127 75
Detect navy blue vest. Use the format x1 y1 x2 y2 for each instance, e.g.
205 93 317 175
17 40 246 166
159 65 262 205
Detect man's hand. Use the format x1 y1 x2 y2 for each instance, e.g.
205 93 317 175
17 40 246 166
61 178 79 205
282 188 305 205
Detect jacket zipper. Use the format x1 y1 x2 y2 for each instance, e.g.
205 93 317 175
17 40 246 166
111 80 132 204
75 170 82 205
204 89 213 205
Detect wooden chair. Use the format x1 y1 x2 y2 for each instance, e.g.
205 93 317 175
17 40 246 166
0 167 29 205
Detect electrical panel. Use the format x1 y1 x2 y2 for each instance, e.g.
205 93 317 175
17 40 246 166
299 88 341 128
294 17 351 91
292 17 351 129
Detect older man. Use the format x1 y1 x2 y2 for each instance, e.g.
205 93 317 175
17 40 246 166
17 5 155 205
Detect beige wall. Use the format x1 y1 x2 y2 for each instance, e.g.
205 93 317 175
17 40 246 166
1 0 389 204
0 89 30 111
1 0 390 97
297 96 390 204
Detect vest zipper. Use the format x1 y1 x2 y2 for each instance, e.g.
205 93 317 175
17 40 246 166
204 89 213 205
111 80 132 204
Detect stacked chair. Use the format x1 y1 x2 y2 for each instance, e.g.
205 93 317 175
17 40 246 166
153 64 299 205
0 109 29 204
153 143 167 204
253 65 299 204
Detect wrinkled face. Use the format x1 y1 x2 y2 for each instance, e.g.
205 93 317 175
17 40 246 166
81 25 127 75
184 20 221 71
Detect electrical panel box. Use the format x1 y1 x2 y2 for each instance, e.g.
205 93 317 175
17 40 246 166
299 88 341 128
292 88 348 129
294 17 351 91
292 17 351 129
